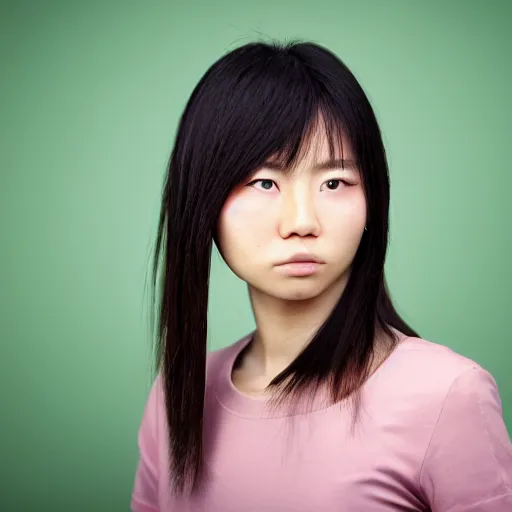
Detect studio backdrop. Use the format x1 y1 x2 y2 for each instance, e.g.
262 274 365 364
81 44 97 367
1 1 510 511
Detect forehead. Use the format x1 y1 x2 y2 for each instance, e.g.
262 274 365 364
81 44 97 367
303 125 351 160
266 122 356 174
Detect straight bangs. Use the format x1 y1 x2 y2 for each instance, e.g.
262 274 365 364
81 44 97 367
266 101 358 177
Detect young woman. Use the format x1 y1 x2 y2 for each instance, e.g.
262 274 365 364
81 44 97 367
131 40 512 511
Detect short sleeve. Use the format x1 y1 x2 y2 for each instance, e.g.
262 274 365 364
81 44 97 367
419 366 512 511
131 375 162 512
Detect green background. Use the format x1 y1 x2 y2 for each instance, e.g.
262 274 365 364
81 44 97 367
1 1 510 510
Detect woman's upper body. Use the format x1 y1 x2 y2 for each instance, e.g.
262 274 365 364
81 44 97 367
131 331 512 512
139 39 511 512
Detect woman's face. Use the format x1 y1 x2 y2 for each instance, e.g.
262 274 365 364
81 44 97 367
216 126 367 302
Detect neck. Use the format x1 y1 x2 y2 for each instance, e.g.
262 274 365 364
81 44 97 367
246 274 349 378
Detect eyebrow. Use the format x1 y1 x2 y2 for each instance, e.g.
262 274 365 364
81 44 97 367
262 158 358 172
314 158 357 171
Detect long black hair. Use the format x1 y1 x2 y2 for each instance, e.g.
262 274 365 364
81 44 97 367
150 39 419 496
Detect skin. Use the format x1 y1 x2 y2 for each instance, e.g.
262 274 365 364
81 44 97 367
216 121 368 396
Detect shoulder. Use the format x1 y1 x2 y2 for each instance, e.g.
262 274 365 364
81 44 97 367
406 338 512 509
206 331 252 377
204 332 253 391
399 336 505 434
370 334 505 427
147 332 252 389
136 333 253 446
386 334 495 393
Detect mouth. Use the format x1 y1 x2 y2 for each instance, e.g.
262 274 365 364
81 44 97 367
275 253 325 277
276 252 325 265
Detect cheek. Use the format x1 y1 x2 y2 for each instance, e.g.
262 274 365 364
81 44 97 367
218 193 275 252
319 191 367 235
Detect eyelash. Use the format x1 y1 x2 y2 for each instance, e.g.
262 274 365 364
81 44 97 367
246 179 352 190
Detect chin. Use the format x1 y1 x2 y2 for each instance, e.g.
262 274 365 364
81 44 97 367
278 290 322 301
255 282 327 302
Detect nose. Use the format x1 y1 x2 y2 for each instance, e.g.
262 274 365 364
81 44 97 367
278 186 321 239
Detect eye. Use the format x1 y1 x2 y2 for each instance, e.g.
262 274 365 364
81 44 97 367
247 179 277 191
321 179 350 191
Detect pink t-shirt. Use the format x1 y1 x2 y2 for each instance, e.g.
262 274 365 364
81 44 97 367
131 333 512 511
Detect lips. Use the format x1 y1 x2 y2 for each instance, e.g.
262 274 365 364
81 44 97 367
276 252 325 266
274 254 324 277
